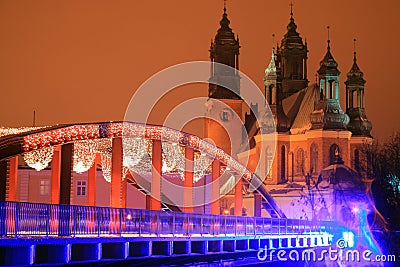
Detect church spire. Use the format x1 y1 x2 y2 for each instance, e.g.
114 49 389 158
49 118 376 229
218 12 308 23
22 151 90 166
290 2 294 18
311 26 349 131
208 0 240 99
219 0 230 30
327 26 331 50
350 38 361 72
318 26 340 100
264 34 290 132
275 1 308 98
345 39 372 137
265 34 277 76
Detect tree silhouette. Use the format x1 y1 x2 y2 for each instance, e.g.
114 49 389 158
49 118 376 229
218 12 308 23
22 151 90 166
363 131 400 229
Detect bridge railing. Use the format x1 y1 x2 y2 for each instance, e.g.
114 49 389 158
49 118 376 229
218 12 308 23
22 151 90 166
0 201 336 238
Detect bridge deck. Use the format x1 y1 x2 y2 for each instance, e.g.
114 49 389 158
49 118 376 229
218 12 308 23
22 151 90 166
0 201 336 266
0 201 334 238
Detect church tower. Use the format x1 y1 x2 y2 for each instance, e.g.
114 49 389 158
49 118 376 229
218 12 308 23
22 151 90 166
311 27 349 130
208 4 240 99
345 40 372 137
264 43 290 132
205 3 244 156
276 4 308 98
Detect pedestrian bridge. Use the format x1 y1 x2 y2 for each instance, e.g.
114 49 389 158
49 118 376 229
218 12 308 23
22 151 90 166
0 201 336 266
0 122 342 266
0 121 284 217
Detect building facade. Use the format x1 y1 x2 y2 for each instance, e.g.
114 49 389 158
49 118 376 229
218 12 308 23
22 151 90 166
206 6 373 186
204 5 374 219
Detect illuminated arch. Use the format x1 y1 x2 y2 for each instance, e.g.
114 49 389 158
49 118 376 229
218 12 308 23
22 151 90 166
0 121 286 218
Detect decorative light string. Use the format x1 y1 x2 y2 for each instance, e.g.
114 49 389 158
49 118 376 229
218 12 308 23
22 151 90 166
162 142 185 176
73 140 97 174
0 126 48 138
20 122 252 180
23 147 54 171
100 154 112 183
123 137 147 170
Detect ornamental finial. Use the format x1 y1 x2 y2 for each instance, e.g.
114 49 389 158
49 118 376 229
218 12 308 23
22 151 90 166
272 33 275 52
289 2 294 17
327 26 331 49
353 38 357 62
224 0 227 13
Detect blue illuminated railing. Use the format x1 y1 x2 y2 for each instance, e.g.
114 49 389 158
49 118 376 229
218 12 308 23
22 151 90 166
0 201 335 238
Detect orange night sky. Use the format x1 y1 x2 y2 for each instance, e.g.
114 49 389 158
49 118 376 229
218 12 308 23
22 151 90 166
0 0 399 140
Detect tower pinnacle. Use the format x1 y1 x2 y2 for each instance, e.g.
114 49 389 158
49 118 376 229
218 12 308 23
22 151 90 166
345 39 372 137
327 26 331 50
264 33 290 132
290 2 294 17
353 38 357 62
209 1 240 99
276 1 308 97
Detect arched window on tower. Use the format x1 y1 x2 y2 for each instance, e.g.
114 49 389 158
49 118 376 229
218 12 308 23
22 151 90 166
353 90 358 108
293 61 299 78
265 146 273 180
310 143 318 174
269 84 276 105
329 144 340 165
281 146 286 182
296 148 305 176
332 80 337 99
354 149 360 172
367 150 372 176
328 80 334 99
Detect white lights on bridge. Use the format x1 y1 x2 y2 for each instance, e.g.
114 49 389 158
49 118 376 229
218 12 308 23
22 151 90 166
23 147 54 171
73 140 97 174
15 122 250 183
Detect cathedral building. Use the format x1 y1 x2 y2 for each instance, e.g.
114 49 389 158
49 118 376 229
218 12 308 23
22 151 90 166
206 5 373 188
204 4 374 219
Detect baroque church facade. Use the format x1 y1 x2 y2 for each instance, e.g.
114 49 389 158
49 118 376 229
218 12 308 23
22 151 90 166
205 6 373 187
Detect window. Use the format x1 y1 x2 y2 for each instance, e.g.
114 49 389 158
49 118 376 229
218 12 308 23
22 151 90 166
268 84 276 105
293 61 299 78
296 148 305 176
281 146 286 181
76 180 87 196
352 90 358 108
265 147 273 179
39 179 50 196
354 149 360 172
329 144 340 165
310 143 318 174
222 111 229 121
220 108 233 122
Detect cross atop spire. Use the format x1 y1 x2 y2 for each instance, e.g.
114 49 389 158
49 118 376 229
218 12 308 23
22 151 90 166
289 2 294 17
353 38 357 61
224 0 227 13
327 26 331 49
265 33 277 75
272 33 275 51
348 38 361 74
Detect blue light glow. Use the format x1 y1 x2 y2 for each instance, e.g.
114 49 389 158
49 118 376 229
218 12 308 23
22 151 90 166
342 231 355 248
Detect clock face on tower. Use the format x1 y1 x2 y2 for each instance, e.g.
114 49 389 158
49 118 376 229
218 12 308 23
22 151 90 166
220 108 234 122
